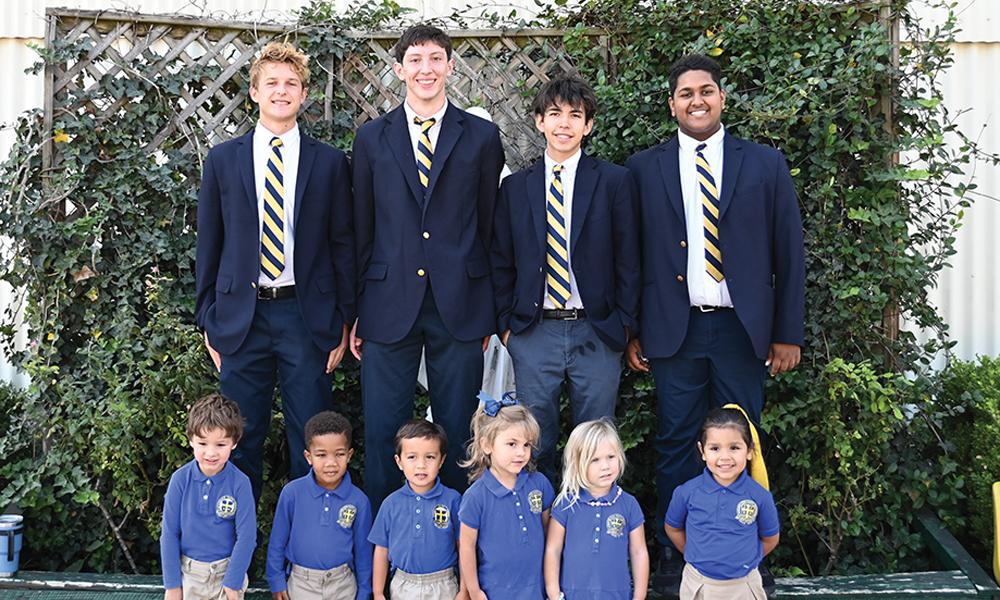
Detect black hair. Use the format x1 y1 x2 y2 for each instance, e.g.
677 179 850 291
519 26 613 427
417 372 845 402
531 74 598 122
668 54 724 95
393 24 453 62
304 410 353 448
394 419 448 456
699 407 753 448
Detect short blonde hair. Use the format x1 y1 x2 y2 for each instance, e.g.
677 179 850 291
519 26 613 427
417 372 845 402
460 403 540 483
249 41 310 89
556 419 626 509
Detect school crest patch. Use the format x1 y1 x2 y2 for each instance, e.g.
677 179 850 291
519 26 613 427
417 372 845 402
527 490 544 514
433 504 450 530
215 495 237 519
606 514 626 538
338 504 357 529
735 499 758 525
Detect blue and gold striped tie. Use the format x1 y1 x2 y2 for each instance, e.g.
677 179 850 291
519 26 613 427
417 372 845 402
546 164 571 308
696 143 724 283
415 117 435 188
260 136 285 280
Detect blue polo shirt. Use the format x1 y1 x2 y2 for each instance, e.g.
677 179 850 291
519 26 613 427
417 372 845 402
459 469 554 600
665 469 779 580
552 485 644 599
266 470 373 599
160 460 256 590
368 479 461 574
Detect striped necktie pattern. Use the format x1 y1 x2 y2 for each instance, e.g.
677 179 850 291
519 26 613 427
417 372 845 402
546 164 570 308
415 116 436 188
260 136 285 281
696 143 724 283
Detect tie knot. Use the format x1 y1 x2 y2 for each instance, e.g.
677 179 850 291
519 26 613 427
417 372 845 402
270 136 283 148
553 164 564 176
415 116 436 131
695 142 707 154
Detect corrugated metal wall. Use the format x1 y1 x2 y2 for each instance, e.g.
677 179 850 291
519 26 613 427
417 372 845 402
0 1 995 387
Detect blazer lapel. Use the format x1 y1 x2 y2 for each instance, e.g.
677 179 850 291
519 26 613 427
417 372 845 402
656 137 685 221
424 104 464 204
295 135 317 225
718 134 743 221
385 105 424 207
526 160 547 252
570 154 599 252
236 133 256 213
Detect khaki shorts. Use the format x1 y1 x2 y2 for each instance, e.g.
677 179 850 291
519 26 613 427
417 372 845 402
178 555 247 600
287 563 357 600
389 567 459 600
680 563 766 600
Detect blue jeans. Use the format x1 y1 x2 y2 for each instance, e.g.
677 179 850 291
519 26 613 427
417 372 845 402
507 318 622 483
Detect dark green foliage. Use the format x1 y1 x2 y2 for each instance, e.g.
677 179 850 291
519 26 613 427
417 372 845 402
0 0 989 579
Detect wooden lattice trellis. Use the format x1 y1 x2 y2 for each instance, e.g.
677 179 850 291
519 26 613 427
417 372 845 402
43 8 607 172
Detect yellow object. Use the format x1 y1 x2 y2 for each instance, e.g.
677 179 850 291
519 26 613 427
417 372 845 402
992 482 1000 585
722 403 769 491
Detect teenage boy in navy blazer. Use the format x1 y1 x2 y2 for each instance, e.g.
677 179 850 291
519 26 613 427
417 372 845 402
491 75 640 482
195 42 355 502
624 54 805 588
351 25 505 509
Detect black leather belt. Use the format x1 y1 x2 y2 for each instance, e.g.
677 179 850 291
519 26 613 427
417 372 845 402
257 285 296 301
542 308 586 320
692 305 733 312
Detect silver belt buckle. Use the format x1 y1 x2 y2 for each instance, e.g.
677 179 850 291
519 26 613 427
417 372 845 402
566 309 580 320
697 305 717 313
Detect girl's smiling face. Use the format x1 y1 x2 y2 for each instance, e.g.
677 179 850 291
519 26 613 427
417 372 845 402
699 425 753 487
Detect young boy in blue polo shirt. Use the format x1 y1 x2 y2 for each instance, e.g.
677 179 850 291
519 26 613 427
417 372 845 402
161 393 256 600
369 419 463 600
267 411 373 600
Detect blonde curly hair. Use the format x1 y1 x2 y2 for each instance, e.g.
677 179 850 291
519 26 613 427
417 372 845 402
249 41 310 89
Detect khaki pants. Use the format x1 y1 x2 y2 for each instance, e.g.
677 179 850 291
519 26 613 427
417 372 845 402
287 563 357 600
178 556 247 600
389 567 459 600
680 563 766 600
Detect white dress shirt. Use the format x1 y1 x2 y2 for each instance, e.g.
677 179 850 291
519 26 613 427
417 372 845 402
543 149 584 310
254 121 300 287
404 100 449 165
678 125 732 307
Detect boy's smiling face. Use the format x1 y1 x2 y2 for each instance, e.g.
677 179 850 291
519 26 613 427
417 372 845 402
305 432 354 490
535 99 593 163
190 427 237 477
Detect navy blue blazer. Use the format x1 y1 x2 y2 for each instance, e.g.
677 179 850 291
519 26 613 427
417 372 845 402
195 132 356 355
491 154 640 352
625 134 805 360
352 103 505 344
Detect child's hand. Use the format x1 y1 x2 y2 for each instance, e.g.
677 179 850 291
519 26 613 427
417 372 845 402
471 591 488 600
164 588 183 600
223 587 240 600
454 590 470 600
271 592 289 600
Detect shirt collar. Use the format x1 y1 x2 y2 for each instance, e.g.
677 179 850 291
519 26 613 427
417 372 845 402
482 468 529 497
404 99 449 127
699 467 749 494
678 123 725 153
308 469 354 498
401 478 444 499
255 120 300 147
544 148 582 176
578 483 620 504
190 459 232 484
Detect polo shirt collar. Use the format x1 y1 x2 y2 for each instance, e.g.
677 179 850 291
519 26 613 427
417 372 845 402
699 467 749 494
483 468 528 497
579 483 620 504
190 459 231 484
308 469 354 498
401 479 444 499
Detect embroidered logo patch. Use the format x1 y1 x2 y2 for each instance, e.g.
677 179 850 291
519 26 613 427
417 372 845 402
433 504 450 529
338 504 357 529
606 513 626 538
216 495 237 519
528 490 544 514
735 499 758 525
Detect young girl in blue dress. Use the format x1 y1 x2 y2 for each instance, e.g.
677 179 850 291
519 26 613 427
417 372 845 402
458 394 554 600
544 419 649 600
665 407 780 600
